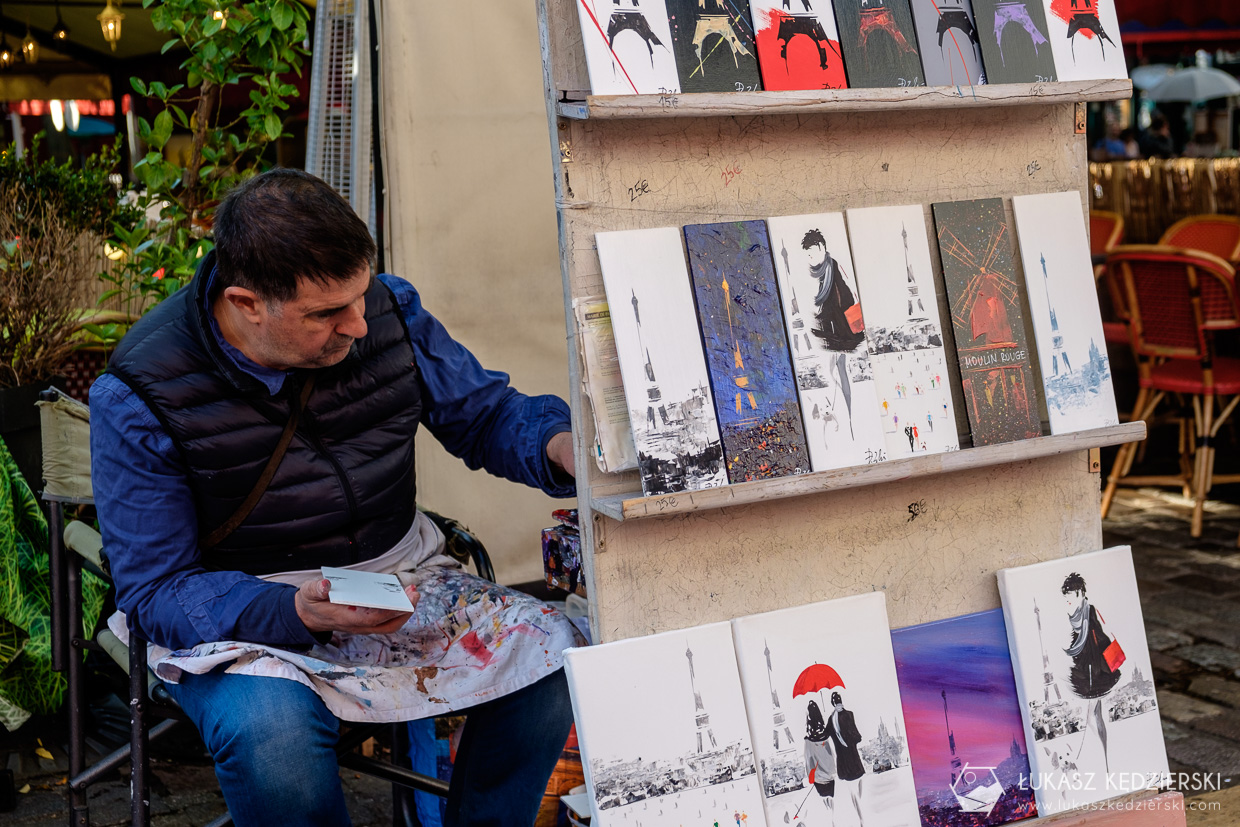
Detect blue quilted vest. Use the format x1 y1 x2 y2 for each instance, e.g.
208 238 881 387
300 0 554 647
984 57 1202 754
106 252 422 576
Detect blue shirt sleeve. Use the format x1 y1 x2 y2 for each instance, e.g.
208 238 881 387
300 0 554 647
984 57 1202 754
380 274 574 497
90 374 316 651
93 278 572 651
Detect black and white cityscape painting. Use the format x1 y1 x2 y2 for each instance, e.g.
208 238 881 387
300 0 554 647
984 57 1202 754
565 622 765 826
847 205 961 458
597 228 729 496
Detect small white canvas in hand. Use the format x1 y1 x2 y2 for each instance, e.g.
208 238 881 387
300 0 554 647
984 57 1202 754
320 567 414 612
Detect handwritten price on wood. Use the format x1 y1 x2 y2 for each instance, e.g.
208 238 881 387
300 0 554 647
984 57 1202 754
721 164 743 187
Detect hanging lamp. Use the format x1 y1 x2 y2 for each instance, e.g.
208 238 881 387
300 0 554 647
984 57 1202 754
52 0 70 41
98 0 124 52
21 19 37 64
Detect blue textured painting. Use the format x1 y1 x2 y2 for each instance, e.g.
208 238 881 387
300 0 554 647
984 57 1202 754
684 220 810 482
892 609 1038 827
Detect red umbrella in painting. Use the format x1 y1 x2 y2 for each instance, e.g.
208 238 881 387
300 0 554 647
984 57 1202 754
791 663 845 697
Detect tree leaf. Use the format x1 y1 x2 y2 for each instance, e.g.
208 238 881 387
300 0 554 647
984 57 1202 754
271 1 294 31
263 113 282 142
151 109 174 150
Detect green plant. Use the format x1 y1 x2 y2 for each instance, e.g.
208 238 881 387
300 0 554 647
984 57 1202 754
0 138 136 387
100 0 311 327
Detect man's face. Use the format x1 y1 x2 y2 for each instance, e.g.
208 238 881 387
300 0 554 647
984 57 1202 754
248 266 372 370
807 243 828 270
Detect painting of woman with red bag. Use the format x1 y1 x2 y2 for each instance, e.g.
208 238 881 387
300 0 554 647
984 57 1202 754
1061 571 1123 773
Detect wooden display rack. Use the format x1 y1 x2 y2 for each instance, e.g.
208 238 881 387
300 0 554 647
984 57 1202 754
535 1 1178 821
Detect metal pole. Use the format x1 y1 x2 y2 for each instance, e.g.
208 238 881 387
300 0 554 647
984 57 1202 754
65 553 88 827
129 627 150 826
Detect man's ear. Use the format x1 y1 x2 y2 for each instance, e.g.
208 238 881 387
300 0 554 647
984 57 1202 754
221 286 267 325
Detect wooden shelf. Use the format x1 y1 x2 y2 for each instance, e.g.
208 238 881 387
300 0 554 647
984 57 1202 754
555 79 1132 120
590 421 1145 521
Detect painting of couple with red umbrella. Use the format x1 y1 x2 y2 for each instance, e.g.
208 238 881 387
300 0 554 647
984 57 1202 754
733 592 921 827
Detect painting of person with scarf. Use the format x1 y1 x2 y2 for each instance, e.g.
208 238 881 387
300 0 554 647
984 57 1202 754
1061 571 1122 773
806 229 866 436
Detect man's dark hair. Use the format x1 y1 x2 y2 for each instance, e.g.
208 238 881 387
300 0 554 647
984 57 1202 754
1061 572 1087 595
830 691 842 706
212 168 377 303
801 228 827 250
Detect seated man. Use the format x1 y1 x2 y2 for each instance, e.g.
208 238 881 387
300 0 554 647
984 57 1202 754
90 169 582 826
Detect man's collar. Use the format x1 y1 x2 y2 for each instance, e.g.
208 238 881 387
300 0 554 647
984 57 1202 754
201 262 292 396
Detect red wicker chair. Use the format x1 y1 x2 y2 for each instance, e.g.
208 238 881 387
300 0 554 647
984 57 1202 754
1100 246 1240 540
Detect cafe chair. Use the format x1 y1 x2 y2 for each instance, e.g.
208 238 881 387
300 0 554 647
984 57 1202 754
1099 247 1240 540
1159 214 1240 264
39 388 493 827
1091 210 1127 341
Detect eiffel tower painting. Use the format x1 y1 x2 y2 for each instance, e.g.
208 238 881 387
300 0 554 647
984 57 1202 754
666 0 763 92
686 643 718 753
685 220 810 482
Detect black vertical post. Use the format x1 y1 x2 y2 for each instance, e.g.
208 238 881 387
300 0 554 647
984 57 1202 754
367 0 385 273
129 627 150 827
48 500 65 673
65 553 89 827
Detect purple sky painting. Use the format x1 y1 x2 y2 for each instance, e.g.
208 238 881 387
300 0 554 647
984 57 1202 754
892 608 1037 825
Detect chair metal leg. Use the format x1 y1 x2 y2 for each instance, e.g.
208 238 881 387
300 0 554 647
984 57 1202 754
390 723 422 827
129 629 151 827
65 553 89 827
49 501 66 673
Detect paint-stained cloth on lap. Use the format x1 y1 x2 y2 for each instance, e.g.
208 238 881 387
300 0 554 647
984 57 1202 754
107 512 583 723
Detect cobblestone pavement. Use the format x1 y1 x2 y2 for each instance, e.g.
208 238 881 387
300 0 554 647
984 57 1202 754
3 487 1240 825
1103 486 1240 813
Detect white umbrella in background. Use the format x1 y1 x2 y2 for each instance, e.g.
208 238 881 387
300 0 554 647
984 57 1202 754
1147 67 1240 102
1131 64 1174 92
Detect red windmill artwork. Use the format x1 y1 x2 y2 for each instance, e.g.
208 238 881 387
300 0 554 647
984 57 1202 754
933 199 1043 446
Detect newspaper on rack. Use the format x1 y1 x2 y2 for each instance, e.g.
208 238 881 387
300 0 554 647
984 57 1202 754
573 297 638 474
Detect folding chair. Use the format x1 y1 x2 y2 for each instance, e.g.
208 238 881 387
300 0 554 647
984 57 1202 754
1099 248 1240 538
40 388 494 827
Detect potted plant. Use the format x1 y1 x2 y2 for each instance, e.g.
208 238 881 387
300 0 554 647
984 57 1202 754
0 137 138 486
92 0 311 335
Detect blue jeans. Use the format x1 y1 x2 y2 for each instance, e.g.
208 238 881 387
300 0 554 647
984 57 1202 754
164 667 573 827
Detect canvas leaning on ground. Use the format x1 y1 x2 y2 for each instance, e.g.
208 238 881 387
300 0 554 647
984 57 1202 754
565 622 766 826
892 609 1039 826
1011 191 1118 434
596 227 729 496
997 546 1169 816
768 212 887 471
732 592 922 827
